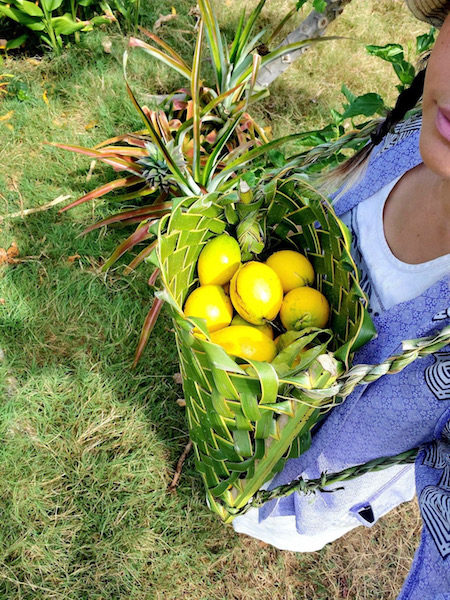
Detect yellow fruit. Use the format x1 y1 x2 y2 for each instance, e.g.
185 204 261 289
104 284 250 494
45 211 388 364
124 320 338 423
198 233 241 286
231 314 274 339
230 261 283 325
184 285 233 333
211 326 277 362
280 287 330 331
266 250 315 293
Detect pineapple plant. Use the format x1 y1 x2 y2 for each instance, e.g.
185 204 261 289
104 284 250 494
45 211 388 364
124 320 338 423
52 0 324 362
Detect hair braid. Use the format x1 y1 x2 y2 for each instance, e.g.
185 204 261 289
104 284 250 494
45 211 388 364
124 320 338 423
370 68 426 146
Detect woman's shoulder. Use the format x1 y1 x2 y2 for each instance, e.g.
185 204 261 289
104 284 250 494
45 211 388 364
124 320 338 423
333 113 423 216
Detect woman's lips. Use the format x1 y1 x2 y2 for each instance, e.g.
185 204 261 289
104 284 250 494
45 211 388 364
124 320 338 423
436 107 450 142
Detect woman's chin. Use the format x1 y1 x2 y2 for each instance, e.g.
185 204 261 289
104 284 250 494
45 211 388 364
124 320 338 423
419 127 450 180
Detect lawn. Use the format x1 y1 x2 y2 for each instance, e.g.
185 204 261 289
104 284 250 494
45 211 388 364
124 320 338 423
0 1 429 598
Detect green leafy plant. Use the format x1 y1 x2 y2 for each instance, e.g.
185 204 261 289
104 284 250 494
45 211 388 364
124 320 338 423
51 0 331 362
7 79 32 101
108 0 140 33
296 0 327 12
0 0 114 53
286 28 436 173
366 27 436 92
0 29 29 57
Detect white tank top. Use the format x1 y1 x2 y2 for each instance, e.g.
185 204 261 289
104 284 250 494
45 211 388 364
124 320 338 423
340 174 450 314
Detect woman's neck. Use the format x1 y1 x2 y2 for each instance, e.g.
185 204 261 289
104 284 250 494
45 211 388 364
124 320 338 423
382 163 450 264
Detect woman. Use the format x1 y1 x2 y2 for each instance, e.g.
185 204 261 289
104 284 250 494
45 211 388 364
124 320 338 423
233 1 450 597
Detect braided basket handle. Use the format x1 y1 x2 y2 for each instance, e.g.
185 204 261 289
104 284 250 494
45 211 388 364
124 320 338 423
335 324 450 399
238 447 419 515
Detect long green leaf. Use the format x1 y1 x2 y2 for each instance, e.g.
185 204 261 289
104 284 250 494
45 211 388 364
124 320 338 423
267 7 296 45
210 132 311 190
235 37 340 87
123 51 200 195
221 140 255 164
52 14 88 35
129 37 192 81
233 29 266 73
41 0 63 11
235 0 266 61
15 0 44 17
200 81 246 116
138 26 190 69
0 4 45 28
197 0 226 91
191 19 204 182
229 8 245 64
201 114 242 186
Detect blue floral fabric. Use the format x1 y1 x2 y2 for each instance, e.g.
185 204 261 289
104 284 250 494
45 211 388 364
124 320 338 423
397 410 450 600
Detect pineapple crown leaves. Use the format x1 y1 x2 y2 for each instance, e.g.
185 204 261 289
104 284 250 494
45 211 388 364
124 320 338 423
138 141 187 193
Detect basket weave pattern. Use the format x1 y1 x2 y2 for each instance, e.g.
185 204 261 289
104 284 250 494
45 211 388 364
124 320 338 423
155 178 382 520
157 179 450 521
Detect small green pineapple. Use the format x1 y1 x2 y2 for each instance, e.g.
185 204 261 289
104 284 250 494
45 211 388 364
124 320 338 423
138 141 186 192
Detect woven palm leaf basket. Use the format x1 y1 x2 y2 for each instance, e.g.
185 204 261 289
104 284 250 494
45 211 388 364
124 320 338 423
154 173 450 523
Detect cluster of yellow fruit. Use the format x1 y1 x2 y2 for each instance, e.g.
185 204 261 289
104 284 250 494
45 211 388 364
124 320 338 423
183 233 330 364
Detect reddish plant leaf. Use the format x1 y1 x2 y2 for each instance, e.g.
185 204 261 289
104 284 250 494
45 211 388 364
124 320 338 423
205 130 217 144
168 119 182 131
94 133 148 149
102 223 153 271
98 146 148 157
81 202 172 233
60 176 142 213
49 143 143 176
157 111 172 142
107 216 159 228
186 100 194 121
172 99 188 111
123 240 158 275
148 268 160 287
132 297 164 367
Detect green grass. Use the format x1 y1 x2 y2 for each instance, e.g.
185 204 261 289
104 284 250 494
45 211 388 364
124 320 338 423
0 1 428 598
